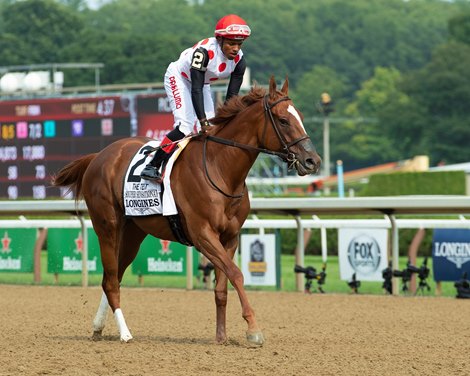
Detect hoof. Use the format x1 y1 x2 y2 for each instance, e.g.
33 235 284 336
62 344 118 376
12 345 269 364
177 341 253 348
92 331 102 341
215 337 227 345
120 333 133 343
246 331 265 346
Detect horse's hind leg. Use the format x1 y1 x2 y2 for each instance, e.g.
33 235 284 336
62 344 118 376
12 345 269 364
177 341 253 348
117 220 147 284
113 221 146 341
93 218 145 342
92 291 109 340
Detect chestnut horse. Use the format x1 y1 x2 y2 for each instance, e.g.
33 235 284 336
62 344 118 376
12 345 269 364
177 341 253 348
53 76 321 345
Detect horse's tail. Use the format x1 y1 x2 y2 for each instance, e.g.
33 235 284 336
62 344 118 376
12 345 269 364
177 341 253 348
52 153 98 201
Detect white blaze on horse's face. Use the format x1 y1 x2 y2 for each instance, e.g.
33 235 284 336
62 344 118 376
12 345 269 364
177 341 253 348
287 105 306 133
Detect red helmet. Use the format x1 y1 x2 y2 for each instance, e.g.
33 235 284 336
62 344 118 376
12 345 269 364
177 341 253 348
214 14 251 40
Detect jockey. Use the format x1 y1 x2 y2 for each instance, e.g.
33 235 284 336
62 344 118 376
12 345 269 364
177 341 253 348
140 14 251 181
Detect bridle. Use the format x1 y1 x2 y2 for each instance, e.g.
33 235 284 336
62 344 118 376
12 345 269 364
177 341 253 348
203 95 310 198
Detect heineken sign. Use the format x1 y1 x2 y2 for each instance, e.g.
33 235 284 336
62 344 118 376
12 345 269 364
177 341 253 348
0 229 36 272
132 237 198 276
47 228 103 274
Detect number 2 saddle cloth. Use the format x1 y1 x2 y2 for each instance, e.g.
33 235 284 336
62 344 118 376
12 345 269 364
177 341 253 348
123 139 189 217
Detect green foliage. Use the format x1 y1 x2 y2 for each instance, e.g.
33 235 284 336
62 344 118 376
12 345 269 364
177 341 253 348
291 65 350 119
449 11 470 45
2 0 84 64
361 171 467 196
280 224 435 259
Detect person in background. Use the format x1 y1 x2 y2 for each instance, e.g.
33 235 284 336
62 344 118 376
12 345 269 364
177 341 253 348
140 14 251 181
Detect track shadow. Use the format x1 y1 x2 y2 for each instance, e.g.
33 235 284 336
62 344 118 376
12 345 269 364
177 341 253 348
47 334 247 347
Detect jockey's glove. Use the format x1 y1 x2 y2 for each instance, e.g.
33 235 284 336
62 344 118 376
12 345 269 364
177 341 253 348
199 119 211 134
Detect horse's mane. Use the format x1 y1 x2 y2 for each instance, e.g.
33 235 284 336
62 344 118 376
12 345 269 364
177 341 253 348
210 85 267 127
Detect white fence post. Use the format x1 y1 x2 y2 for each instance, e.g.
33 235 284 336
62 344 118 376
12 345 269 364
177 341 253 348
294 215 304 292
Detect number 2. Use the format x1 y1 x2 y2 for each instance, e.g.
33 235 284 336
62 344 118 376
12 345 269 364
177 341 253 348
127 146 154 182
191 51 204 69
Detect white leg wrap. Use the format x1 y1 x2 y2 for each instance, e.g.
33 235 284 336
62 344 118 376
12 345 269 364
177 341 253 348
114 308 133 342
92 292 109 333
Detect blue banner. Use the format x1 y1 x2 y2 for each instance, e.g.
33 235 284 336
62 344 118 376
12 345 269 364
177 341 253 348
432 229 470 281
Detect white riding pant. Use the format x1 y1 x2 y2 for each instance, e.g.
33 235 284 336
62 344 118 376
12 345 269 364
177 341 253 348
164 63 215 136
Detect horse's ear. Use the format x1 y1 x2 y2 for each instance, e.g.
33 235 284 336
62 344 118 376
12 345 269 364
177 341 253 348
281 76 289 95
269 75 277 100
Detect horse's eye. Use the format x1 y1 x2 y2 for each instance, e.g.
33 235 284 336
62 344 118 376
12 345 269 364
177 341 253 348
279 118 289 126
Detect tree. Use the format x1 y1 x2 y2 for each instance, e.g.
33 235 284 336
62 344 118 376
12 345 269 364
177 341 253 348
333 67 410 167
449 11 470 45
346 67 408 116
396 41 470 164
0 33 34 66
2 0 84 63
292 65 350 118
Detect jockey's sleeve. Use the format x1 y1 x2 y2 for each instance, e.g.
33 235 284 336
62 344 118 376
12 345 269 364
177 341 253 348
190 47 209 120
225 56 247 102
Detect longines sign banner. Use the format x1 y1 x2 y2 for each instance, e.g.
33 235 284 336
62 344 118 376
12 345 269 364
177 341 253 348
432 229 470 281
338 228 388 281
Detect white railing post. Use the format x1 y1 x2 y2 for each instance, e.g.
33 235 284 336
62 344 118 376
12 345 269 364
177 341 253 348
186 246 193 290
387 214 399 295
294 215 304 292
78 215 88 287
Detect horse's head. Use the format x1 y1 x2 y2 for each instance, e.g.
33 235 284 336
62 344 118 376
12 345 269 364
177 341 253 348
263 76 321 176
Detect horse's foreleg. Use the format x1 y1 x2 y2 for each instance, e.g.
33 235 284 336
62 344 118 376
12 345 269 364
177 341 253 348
227 264 264 345
92 292 109 340
199 238 264 346
214 268 228 344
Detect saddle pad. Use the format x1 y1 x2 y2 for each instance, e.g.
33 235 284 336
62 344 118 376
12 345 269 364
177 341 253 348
123 139 189 216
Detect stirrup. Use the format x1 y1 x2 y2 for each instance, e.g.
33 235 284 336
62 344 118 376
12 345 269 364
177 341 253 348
140 165 163 182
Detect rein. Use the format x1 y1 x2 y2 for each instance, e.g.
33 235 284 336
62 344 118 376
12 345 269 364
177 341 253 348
203 95 310 198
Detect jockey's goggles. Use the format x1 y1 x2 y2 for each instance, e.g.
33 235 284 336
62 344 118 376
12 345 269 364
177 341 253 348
216 24 251 37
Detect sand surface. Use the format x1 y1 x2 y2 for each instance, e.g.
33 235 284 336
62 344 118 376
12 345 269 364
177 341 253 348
0 285 468 375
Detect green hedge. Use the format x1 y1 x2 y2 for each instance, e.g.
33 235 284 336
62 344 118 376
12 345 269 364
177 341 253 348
279 226 434 257
360 171 466 196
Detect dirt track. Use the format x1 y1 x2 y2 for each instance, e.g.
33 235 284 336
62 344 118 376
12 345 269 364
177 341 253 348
0 285 468 376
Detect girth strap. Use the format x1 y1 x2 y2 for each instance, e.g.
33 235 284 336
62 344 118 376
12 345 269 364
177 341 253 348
166 214 193 246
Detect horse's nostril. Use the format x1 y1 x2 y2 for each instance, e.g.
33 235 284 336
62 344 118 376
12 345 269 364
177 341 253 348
305 158 318 172
305 156 322 173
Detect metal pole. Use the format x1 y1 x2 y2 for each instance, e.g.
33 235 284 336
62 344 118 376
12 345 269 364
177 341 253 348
337 160 344 198
323 115 330 178
95 67 100 93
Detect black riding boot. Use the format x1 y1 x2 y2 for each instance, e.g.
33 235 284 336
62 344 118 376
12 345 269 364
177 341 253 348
140 127 185 181
140 148 166 181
